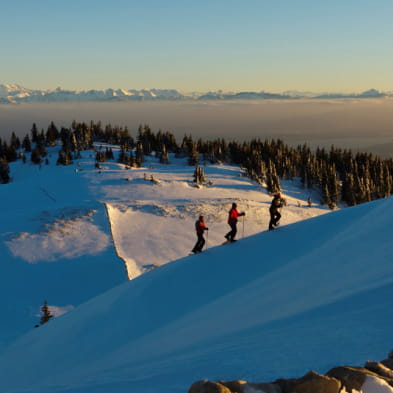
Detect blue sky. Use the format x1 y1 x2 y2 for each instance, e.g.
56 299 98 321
2 0 393 92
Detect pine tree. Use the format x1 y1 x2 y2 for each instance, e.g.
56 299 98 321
266 160 280 194
10 132 20 150
39 300 53 325
188 143 199 166
0 157 10 183
3 142 18 162
95 151 107 163
31 147 42 164
382 163 392 198
46 121 59 146
57 149 72 165
193 166 206 184
31 123 38 144
135 143 144 167
323 183 335 209
22 134 32 152
159 144 170 164
342 172 356 206
118 145 127 164
327 164 340 207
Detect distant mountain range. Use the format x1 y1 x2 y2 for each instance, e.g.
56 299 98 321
0 84 390 103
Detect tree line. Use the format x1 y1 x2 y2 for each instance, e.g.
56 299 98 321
1 120 392 208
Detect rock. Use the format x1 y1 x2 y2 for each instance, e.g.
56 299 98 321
365 361 393 379
327 366 393 392
379 350 393 371
189 380 281 393
188 380 232 393
220 380 281 393
382 359 393 371
220 380 247 392
274 377 297 393
245 382 282 393
276 370 340 393
327 366 367 391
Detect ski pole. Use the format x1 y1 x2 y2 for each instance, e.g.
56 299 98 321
205 229 209 250
242 215 245 238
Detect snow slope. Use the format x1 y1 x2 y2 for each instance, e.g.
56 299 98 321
0 186 392 393
0 153 128 349
0 145 329 350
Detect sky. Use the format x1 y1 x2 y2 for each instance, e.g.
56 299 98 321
2 0 393 93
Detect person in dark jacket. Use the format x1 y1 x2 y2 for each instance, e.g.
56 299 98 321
269 192 286 230
225 203 245 242
192 215 208 253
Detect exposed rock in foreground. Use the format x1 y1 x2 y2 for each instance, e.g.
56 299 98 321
188 351 393 393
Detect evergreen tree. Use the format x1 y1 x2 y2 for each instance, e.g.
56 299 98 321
0 157 10 183
188 143 199 166
22 134 32 152
57 149 73 165
135 143 144 167
105 147 114 160
46 121 59 146
39 300 53 326
193 166 206 184
266 161 280 194
159 144 170 164
382 163 392 198
95 151 107 163
327 164 340 208
70 133 78 152
10 132 20 150
3 142 18 162
323 183 335 209
31 123 38 144
118 145 127 165
38 142 47 158
31 147 42 164
341 172 356 206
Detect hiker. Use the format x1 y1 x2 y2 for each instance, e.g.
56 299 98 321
269 192 286 230
192 215 208 253
225 202 245 242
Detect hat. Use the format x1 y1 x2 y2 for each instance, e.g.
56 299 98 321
199 215 204 220
232 202 237 208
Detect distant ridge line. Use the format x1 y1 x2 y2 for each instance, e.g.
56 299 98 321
0 84 390 103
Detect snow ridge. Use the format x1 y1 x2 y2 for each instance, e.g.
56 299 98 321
0 195 392 393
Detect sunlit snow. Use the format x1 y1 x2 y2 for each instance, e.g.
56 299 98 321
0 144 391 393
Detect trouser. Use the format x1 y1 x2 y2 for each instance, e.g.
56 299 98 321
225 222 237 241
192 233 205 252
269 211 281 230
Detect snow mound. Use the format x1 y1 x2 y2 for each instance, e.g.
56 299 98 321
0 196 392 393
6 215 110 263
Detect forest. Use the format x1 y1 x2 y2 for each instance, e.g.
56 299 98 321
0 120 392 208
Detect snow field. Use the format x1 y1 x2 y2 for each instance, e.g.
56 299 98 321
4 146 391 393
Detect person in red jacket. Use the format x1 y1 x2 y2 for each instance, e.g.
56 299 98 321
192 215 209 253
225 202 245 242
